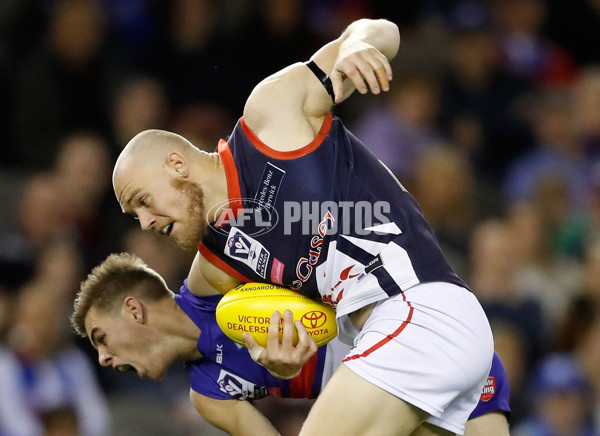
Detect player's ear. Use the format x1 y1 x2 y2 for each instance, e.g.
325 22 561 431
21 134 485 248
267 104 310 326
166 152 189 178
122 296 146 324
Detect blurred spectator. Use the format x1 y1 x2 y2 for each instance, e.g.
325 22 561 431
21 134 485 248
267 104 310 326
39 240 84 300
304 0 371 41
491 320 529 425
573 66 600 156
102 0 159 68
411 146 476 275
0 283 110 436
150 0 244 114
53 132 121 268
439 3 532 181
512 353 596 436
0 288 14 344
353 71 445 184
121 228 193 291
54 133 111 215
491 0 578 86
555 163 600 261
503 89 591 209
169 103 236 153
240 0 320 85
12 0 124 169
577 319 600 431
110 74 170 150
508 202 582 340
1 173 70 264
469 219 544 363
558 236 600 352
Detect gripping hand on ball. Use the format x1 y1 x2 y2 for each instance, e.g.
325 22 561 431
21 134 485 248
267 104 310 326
243 310 318 379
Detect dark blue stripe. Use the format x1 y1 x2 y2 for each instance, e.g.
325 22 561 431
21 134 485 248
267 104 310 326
372 264 402 295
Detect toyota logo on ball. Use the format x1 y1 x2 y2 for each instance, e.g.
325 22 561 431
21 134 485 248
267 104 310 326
301 311 327 329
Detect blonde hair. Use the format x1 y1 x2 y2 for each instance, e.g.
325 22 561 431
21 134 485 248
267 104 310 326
71 252 172 337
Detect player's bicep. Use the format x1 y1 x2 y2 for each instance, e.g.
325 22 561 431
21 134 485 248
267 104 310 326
190 390 279 436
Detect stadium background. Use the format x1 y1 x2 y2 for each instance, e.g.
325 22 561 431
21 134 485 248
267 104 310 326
1 0 599 434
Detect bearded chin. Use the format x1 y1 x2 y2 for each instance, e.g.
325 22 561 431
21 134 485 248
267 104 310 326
170 179 207 251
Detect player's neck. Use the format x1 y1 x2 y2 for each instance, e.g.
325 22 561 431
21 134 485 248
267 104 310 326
192 152 230 223
155 298 203 361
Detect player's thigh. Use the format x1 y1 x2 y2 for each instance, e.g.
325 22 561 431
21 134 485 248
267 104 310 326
463 412 510 436
410 423 455 436
299 364 428 436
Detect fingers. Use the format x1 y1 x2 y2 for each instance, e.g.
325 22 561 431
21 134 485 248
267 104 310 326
266 310 282 353
374 67 390 93
243 332 265 362
246 310 318 379
331 71 346 104
281 310 295 347
295 320 318 355
332 48 392 103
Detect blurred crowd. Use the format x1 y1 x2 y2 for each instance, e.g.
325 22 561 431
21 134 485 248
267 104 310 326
1 0 600 435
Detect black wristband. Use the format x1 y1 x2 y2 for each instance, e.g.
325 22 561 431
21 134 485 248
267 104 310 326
305 60 335 102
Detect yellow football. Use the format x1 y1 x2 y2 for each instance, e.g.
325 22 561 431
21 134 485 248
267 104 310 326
216 283 337 348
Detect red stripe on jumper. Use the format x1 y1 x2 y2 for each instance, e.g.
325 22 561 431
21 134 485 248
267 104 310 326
342 294 413 362
290 352 319 398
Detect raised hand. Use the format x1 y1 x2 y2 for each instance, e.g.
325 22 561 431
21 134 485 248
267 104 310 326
330 40 393 104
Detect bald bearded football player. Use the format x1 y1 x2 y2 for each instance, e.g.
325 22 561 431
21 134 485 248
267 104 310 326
111 18 494 435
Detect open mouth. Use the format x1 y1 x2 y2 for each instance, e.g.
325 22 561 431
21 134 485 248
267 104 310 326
161 223 173 236
116 364 137 375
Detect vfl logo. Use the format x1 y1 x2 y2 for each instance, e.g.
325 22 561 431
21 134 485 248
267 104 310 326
227 232 251 260
224 228 270 278
301 311 327 329
217 370 268 400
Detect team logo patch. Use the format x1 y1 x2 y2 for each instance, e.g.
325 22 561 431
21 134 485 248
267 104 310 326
224 227 270 278
480 376 496 402
217 370 268 400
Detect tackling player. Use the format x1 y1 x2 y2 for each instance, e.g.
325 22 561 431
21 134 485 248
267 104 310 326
72 253 510 435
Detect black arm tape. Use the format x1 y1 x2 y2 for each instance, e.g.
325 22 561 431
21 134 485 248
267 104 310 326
305 60 335 102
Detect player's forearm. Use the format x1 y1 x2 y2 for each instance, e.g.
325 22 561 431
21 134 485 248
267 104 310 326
339 19 400 62
192 392 281 436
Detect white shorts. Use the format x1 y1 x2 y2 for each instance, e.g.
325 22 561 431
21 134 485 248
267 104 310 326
342 282 494 435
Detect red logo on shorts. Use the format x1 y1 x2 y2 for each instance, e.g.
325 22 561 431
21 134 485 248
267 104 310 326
480 376 496 402
301 311 327 329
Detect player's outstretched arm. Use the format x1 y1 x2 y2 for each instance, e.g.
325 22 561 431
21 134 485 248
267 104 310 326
190 390 280 436
244 310 318 379
243 18 400 153
312 18 400 105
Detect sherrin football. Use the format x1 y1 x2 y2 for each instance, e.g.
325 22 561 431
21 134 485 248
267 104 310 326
216 283 337 348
